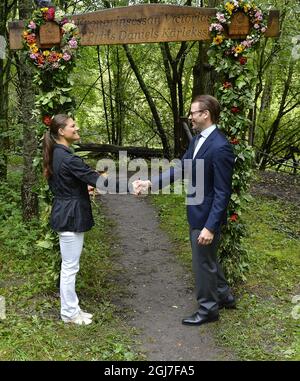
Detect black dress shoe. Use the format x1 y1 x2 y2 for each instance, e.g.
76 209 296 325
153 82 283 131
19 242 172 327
182 312 219 326
218 294 236 309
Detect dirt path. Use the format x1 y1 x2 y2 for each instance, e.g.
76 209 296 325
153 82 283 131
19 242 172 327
99 194 234 361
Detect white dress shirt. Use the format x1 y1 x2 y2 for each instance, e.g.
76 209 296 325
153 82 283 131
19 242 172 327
193 124 216 159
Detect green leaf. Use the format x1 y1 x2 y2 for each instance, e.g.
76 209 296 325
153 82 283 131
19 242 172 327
60 96 68 104
36 240 53 249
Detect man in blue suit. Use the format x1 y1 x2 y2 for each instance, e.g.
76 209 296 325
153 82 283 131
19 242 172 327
135 95 236 326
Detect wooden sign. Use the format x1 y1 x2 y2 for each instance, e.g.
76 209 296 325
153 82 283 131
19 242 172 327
8 4 280 50
39 21 60 48
228 11 250 37
71 4 216 46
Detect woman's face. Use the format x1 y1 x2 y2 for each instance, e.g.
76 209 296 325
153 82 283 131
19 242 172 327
59 118 80 143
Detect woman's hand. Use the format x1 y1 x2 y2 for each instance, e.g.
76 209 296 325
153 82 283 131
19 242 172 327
88 185 94 195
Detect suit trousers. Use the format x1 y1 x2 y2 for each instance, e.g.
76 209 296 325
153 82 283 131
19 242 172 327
190 228 230 315
58 231 84 320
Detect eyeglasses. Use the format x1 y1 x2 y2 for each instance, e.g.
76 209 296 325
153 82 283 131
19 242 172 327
188 109 207 118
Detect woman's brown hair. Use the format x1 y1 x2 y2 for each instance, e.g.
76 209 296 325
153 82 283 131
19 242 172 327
42 114 71 179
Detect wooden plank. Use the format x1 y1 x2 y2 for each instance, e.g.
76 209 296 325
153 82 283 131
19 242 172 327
39 21 61 48
9 20 24 50
8 4 280 50
265 10 280 38
228 11 250 37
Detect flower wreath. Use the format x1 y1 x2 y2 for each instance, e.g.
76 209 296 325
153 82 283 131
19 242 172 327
209 1 268 60
22 6 80 71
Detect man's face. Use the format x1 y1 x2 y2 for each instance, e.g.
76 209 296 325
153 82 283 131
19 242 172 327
188 102 208 132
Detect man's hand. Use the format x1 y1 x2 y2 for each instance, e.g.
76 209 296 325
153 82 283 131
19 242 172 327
197 227 214 246
132 180 152 195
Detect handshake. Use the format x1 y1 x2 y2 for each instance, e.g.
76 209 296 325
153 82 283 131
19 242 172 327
132 179 152 195
87 179 152 196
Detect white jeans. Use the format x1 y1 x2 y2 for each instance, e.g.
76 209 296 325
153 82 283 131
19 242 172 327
58 231 84 320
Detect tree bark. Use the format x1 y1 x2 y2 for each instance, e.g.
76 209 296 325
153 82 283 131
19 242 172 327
18 0 39 220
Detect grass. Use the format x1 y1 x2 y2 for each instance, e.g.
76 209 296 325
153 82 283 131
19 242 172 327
1 157 299 360
150 192 300 361
0 167 139 361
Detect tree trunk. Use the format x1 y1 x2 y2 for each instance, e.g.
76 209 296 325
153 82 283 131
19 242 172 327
0 0 14 180
18 0 39 220
123 44 171 159
160 41 190 157
106 46 116 144
97 46 111 144
191 0 220 98
259 61 295 170
114 47 125 146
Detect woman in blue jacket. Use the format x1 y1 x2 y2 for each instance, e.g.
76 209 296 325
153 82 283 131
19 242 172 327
43 114 102 325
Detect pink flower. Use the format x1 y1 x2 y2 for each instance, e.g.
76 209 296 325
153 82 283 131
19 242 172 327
261 26 267 33
30 53 37 59
63 52 71 61
216 12 226 23
254 24 260 29
60 18 68 25
209 23 224 32
241 40 253 48
28 21 36 30
69 38 78 48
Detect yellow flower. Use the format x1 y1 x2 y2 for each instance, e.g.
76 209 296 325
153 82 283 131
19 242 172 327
244 4 251 12
225 2 235 14
40 7 49 12
235 45 244 54
213 35 224 45
23 31 29 37
43 50 50 56
30 45 39 53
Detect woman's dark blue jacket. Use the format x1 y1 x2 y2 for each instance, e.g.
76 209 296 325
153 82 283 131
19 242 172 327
48 144 99 232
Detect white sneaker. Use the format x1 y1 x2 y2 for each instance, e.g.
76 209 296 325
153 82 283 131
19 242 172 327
62 314 92 325
79 309 93 319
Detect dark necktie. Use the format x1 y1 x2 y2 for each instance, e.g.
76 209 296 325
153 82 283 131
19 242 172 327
194 133 203 151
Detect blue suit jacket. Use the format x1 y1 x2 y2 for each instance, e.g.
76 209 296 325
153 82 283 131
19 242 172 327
152 128 235 232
